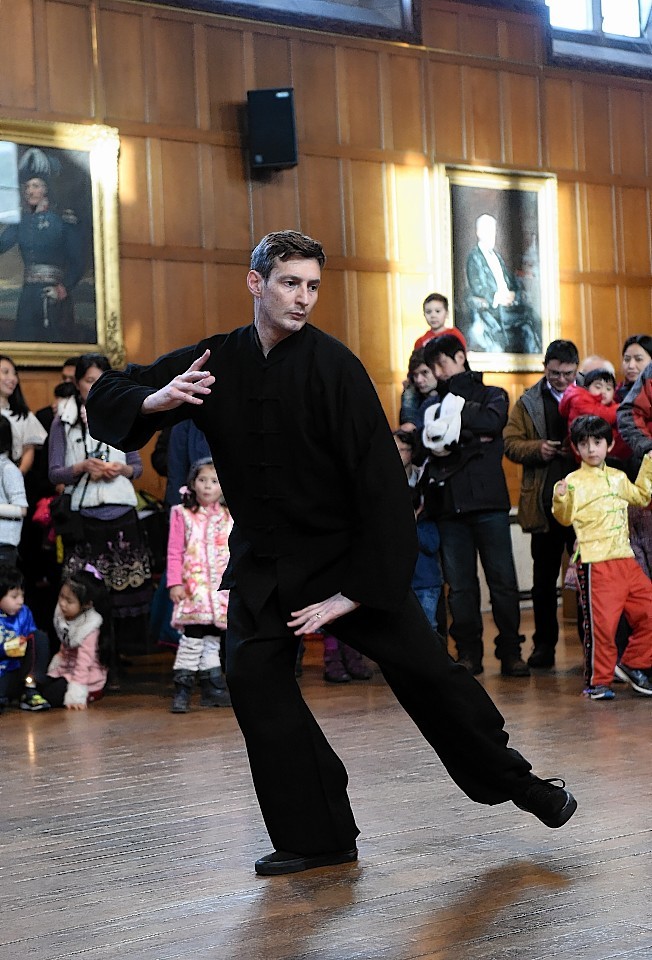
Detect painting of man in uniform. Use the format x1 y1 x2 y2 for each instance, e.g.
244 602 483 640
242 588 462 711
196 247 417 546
0 141 96 345
451 182 543 357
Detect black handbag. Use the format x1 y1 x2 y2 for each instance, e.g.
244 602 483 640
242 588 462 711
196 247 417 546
50 492 85 543
51 471 89 545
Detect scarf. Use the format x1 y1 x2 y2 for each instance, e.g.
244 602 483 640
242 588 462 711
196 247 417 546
53 605 103 649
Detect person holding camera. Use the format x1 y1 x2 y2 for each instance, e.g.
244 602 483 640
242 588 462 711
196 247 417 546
48 354 152 685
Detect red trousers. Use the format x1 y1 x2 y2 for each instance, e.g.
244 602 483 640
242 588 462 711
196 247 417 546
578 557 652 688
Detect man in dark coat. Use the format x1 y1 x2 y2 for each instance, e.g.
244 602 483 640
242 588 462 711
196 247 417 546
419 334 528 678
86 230 577 876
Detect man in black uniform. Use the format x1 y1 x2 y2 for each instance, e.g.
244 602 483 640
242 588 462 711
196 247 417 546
86 231 577 876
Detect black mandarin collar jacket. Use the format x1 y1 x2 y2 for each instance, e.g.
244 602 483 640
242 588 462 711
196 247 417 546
86 323 417 615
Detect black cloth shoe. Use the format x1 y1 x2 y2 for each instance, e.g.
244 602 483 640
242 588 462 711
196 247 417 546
527 646 555 669
500 655 530 677
614 663 652 696
255 847 358 876
514 776 577 828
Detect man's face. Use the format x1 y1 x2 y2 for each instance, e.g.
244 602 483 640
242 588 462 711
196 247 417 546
544 359 577 394
23 178 47 208
431 351 466 382
247 257 321 340
587 379 615 406
423 300 447 332
61 365 76 384
412 363 437 395
476 216 496 249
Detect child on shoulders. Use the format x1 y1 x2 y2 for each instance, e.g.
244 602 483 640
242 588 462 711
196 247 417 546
413 294 467 352
559 368 631 463
39 566 111 709
552 415 652 701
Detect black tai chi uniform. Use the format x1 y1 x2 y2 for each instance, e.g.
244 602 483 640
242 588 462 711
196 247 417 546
86 322 533 854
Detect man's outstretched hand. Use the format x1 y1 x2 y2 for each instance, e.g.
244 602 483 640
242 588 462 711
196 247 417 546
288 593 360 635
141 349 215 414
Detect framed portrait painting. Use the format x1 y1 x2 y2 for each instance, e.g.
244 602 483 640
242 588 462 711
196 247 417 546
0 119 123 367
155 0 420 44
439 166 560 373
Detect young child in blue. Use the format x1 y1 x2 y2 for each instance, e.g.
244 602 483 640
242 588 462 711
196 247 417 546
393 430 444 641
0 565 51 711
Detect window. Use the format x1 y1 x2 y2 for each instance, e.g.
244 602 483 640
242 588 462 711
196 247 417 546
545 0 652 74
546 0 646 38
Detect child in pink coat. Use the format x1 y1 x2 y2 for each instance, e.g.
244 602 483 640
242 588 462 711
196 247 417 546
39 566 111 708
167 458 233 712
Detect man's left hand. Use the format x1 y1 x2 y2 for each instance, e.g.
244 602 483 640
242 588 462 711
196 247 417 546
288 593 360 635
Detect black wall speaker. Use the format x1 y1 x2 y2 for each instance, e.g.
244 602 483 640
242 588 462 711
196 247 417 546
247 88 298 170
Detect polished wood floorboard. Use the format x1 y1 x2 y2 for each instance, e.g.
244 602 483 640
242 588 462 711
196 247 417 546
4 613 652 960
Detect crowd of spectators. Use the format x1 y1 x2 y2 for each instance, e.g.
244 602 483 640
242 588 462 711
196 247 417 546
1 311 652 714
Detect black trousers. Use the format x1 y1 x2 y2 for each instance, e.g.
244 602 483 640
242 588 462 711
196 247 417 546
226 587 533 855
530 515 578 650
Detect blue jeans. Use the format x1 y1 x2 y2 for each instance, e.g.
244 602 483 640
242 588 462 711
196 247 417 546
438 511 522 664
413 586 442 631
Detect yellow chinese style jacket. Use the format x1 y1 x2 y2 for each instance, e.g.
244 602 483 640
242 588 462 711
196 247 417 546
552 457 652 563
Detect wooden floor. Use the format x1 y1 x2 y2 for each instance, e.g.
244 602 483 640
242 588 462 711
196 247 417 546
4 611 652 960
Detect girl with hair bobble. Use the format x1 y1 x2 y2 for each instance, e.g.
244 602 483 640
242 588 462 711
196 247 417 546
167 458 233 713
38 567 112 708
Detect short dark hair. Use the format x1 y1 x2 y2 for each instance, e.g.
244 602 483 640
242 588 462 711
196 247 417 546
0 564 24 599
583 368 616 390
250 231 326 279
424 334 469 369
54 381 78 400
63 356 79 369
407 348 427 376
423 292 449 312
75 353 111 382
622 333 652 359
544 340 579 366
0 417 12 457
570 414 613 447
393 428 417 450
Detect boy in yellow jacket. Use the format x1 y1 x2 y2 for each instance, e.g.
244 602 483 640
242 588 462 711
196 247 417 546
553 415 652 700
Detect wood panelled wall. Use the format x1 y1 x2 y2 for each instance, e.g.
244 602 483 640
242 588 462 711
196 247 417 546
1 0 652 499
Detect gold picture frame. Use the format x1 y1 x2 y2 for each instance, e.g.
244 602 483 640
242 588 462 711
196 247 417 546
436 165 560 373
0 118 123 367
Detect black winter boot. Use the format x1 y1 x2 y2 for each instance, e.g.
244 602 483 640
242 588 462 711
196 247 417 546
171 670 195 713
198 667 231 707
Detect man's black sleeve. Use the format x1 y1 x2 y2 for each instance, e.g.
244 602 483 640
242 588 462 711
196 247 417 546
86 344 201 451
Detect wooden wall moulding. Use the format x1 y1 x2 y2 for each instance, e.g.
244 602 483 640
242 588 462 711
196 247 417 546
0 118 124 368
437 165 560 373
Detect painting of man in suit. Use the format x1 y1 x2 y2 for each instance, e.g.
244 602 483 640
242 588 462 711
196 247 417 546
450 181 544 358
